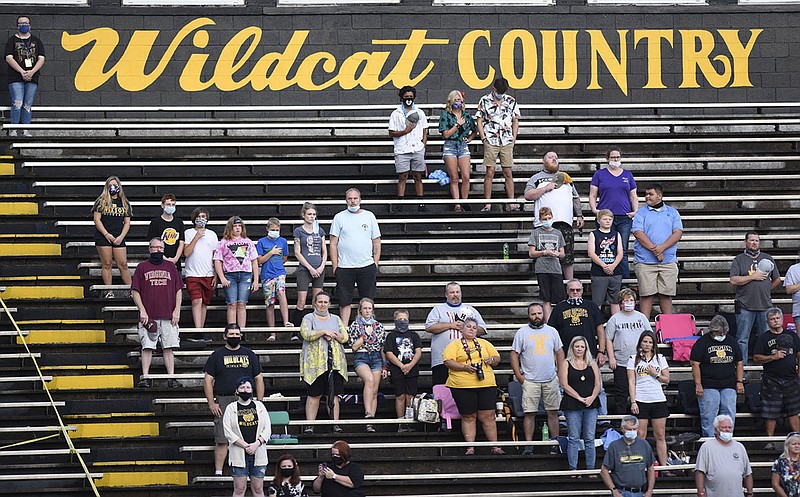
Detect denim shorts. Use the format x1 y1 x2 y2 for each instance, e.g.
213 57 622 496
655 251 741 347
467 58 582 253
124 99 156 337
354 351 384 372
230 454 266 478
223 271 252 304
442 140 470 159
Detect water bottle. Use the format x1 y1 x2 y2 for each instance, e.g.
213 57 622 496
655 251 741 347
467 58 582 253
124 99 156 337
541 423 549 441
502 242 509 260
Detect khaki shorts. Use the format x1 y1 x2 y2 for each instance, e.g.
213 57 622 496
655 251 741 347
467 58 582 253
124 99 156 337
213 395 237 443
521 375 562 412
483 143 514 169
137 319 180 350
634 262 678 297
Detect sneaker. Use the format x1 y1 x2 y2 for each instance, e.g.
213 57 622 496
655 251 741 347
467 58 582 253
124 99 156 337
764 442 777 451
333 425 343 433
8 130 17 138
549 445 561 455
105 291 115 299
303 426 314 434
22 130 32 138
137 378 151 388
418 204 429 212
291 334 300 341
266 334 276 342
490 447 506 455
366 424 375 433
167 379 182 389
522 446 535 456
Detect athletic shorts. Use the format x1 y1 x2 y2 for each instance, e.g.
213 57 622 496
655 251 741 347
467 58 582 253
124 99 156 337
450 386 497 415
263 275 286 306
187 276 214 305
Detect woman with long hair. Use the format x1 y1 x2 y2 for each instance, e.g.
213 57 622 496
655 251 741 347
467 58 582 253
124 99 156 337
268 454 307 497
772 432 800 497
439 90 477 213
347 297 387 432
92 176 132 291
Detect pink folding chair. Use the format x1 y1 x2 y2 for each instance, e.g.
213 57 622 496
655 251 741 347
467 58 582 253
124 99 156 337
654 313 696 343
432 384 461 430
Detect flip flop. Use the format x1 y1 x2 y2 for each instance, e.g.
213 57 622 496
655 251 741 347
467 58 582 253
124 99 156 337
465 447 475 455
480 205 492 212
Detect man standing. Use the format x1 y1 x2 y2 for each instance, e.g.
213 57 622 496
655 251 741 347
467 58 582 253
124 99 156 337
203 323 264 476
425 282 486 386
184 208 218 336
388 85 427 212
601 415 656 497
785 247 800 330
476 77 520 213
510 303 564 456
753 307 800 447
631 184 683 319
147 194 185 268
730 231 781 363
548 279 607 364
131 238 184 389
524 151 584 279
329 188 381 325
690 315 744 437
695 414 753 497
5 15 45 136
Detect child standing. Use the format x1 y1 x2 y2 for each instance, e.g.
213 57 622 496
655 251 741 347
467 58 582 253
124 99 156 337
528 207 566 320
256 217 291 341
382 309 422 432
588 209 624 315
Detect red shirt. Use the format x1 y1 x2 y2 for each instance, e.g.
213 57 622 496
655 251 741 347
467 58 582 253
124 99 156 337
131 260 184 320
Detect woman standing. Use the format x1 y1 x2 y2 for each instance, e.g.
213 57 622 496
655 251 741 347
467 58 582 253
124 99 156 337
92 176 132 291
223 376 272 497
347 298 387 433
772 432 800 497
439 90 476 213
627 330 671 473
558 336 601 475
313 441 365 497
443 317 504 455
300 291 349 434
214 217 259 328
588 147 638 279
268 454 308 497
292 202 327 340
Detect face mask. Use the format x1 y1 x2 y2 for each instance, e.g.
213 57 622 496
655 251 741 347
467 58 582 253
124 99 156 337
237 391 252 401
194 217 207 228
404 98 414 107
541 220 553 229
493 92 504 100
529 319 544 329
622 301 635 312
608 160 622 169
624 430 638 440
312 220 320 233
744 249 760 258
718 432 733 442
347 204 360 213
651 200 665 209
280 468 294 478
567 297 583 306
18 25 30 34
314 309 330 317
394 319 409 333
149 252 164 265
225 336 241 348
268 230 280 239
357 314 375 326
713 334 726 342
452 101 462 109
331 455 344 465
109 185 120 195
164 205 176 215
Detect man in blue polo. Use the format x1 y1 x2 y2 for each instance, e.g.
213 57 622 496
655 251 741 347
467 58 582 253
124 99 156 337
632 184 683 319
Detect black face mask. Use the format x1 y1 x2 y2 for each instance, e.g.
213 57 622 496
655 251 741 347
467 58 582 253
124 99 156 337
280 468 294 478
331 455 344 465
394 319 409 333
529 319 544 328
237 391 252 401
149 252 164 264
226 336 241 348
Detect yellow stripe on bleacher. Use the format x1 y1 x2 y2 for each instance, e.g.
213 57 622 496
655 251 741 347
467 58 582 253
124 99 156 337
69 422 160 439
0 233 58 239
0 202 38 215
0 193 36 198
65 412 155 420
0 162 14 175
19 329 106 344
41 365 130 371
0 286 83 299
50 374 133 390
95 471 188 487
15 319 105 325
0 275 78 281
0 243 60 256
92 460 185 467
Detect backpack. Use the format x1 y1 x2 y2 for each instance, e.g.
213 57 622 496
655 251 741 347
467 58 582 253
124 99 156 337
412 393 440 424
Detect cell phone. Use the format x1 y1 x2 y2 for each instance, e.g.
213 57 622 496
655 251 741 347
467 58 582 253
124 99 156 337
321 462 328 469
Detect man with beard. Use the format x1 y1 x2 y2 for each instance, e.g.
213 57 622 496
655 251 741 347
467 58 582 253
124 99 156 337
511 303 564 455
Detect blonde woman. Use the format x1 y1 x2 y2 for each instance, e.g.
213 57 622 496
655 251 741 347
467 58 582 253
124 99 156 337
92 176 132 289
439 90 477 213
214 217 259 328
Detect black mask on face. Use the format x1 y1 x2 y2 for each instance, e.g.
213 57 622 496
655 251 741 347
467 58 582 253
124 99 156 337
331 455 344 465
394 319 409 333
529 318 544 328
226 336 241 348
280 468 294 478
149 252 164 264
237 391 252 401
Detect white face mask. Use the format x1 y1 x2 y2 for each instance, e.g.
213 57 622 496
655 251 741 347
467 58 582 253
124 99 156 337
624 430 638 440
713 334 726 342
164 205 176 215
608 160 622 169
268 230 280 239
622 301 635 312
347 204 360 213
718 432 733 442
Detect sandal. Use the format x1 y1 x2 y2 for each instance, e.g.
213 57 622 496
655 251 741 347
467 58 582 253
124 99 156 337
490 447 505 455
480 205 492 212
464 447 475 455
454 205 464 213
506 203 520 212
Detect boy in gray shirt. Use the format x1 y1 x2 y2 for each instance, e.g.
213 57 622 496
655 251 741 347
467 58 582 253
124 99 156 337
528 207 566 320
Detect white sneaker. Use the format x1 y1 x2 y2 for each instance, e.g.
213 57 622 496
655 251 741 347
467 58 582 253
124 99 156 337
22 130 32 138
8 130 17 138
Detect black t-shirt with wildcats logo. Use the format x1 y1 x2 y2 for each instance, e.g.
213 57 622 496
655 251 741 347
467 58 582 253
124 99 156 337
148 216 186 266
754 330 800 380
203 346 263 396
689 333 742 389
236 400 259 443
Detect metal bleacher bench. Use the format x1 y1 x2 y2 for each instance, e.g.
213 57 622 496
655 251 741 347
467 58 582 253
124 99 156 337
168 409 297 443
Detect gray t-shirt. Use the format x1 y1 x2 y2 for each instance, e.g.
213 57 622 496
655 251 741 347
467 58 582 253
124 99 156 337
528 227 565 275
294 225 326 269
329 209 380 268
784 262 800 318
695 438 752 497
511 324 563 382
730 252 780 311
606 310 653 366
425 302 486 368
602 438 654 489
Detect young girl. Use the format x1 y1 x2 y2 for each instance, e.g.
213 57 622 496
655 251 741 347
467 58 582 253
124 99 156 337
293 202 327 340
347 298 387 433
92 176 132 291
214 217 259 328
268 454 307 497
